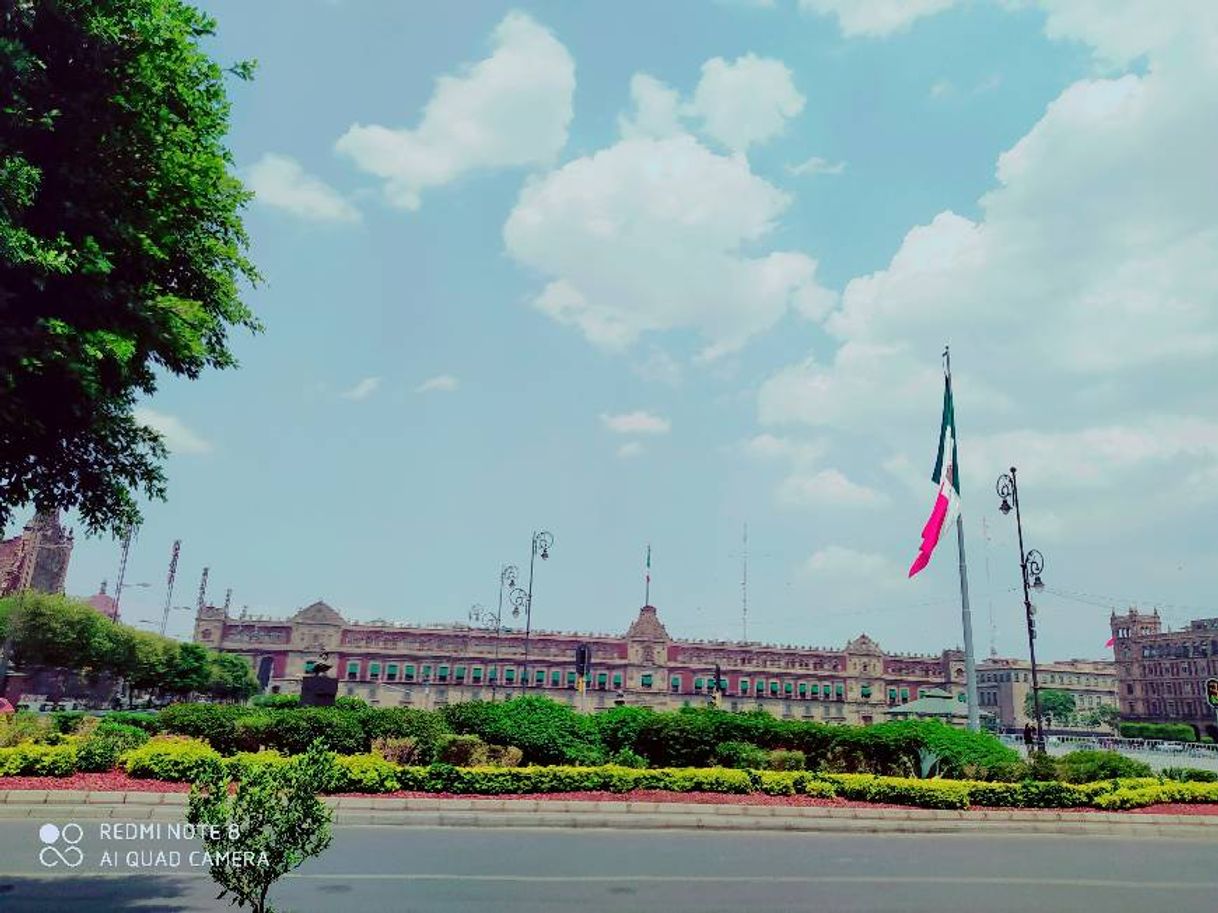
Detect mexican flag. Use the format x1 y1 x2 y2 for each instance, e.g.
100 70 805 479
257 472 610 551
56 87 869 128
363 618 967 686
908 377 961 578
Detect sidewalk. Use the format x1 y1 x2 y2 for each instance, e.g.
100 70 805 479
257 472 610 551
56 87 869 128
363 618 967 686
2 791 1217 837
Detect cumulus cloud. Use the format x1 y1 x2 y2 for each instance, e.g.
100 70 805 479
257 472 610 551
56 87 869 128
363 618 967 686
617 442 645 459
246 154 360 223
336 12 574 210
415 374 459 394
340 377 381 401
801 545 903 581
505 134 830 358
741 433 826 465
798 0 960 37
133 408 212 455
686 54 805 152
777 469 889 509
601 411 671 435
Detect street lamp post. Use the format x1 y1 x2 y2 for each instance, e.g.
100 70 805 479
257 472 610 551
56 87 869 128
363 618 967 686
996 467 1047 753
517 531 553 692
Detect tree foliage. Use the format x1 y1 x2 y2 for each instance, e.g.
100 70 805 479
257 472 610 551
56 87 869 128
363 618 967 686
0 590 257 700
0 0 260 535
1026 689 1076 726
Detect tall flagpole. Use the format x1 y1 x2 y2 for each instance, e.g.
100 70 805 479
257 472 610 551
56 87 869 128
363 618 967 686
645 544 651 605
945 346 980 732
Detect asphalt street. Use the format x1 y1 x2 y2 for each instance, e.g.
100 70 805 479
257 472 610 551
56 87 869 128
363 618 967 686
1 822 1216 913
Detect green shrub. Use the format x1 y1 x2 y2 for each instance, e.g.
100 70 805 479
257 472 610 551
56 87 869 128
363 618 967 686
441 697 599 766
1118 722 1196 742
1025 752 1060 782
158 704 249 754
1056 750 1152 783
757 771 804 796
102 711 162 734
0 712 60 747
251 694 301 710
77 722 150 772
223 751 292 779
1092 781 1218 810
50 711 88 734
607 748 647 769
334 696 369 711
329 754 400 793
594 706 655 755
1161 767 1218 783
0 742 78 776
358 707 450 753
713 741 768 769
437 734 489 766
865 776 970 810
768 749 806 771
981 760 1032 783
122 736 223 781
372 737 431 766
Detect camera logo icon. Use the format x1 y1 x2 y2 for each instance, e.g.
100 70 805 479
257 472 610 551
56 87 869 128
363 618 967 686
38 823 85 868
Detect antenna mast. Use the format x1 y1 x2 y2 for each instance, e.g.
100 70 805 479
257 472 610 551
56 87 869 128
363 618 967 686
160 540 180 637
113 523 135 620
741 523 749 642
196 566 210 611
223 588 233 612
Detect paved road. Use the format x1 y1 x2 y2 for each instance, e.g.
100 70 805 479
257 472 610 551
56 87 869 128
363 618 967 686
2 823 1217 913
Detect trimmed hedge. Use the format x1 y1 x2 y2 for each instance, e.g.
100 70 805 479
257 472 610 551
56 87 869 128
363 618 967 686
1118 722 1196 742
121 736 222 781
1093 781 1218 810
0 742 78 777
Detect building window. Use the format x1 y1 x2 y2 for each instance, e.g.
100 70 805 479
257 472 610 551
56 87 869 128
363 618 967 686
567 671 577 687
505 668 516 683
346 662 359 681
836 684 845 699
641 673 654 688
455 666 467 682
860 685 872 699
551 670 561 686
597 672 608 690
386 663 398 682
888 687 897 704
404 664 415 682
472 667 483 682
437 665 449 683
740 678 750 694
770 681 780 695
535 669 546 685
798 682 808 697
487 667 497 682
613 673 623 688
784 682 794 695
900 687 909 701
756 681 766 695
369 662 381 680
694 677 704 692
671 676 681 692
422 665 432 681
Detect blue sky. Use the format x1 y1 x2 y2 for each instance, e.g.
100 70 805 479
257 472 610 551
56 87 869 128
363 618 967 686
52 0 1218 659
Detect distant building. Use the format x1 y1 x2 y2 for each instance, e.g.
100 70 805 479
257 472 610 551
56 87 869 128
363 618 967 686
977 657 1117 731
1111 609 1218 740
194 600 977 722
0 511 73 597
83 583 120 622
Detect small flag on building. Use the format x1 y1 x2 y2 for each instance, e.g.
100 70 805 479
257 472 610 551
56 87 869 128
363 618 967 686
1105 635 1116 649
908 376 961 577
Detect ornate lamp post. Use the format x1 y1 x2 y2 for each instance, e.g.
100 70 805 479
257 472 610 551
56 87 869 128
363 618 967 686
511 531 553 691
996 467 1048 752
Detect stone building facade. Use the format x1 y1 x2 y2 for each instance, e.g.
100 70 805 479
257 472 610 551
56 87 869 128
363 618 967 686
976 657 1117 731
0 511 73 597
1111 609 1218 739
194 600 974 723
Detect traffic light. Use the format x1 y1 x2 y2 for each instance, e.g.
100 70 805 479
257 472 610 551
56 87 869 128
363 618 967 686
713 664 722 694
575 643 591 678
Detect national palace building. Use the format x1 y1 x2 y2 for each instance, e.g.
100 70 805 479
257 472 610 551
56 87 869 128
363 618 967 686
194 599 983 724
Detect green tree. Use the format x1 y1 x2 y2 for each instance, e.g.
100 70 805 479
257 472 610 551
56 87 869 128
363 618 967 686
187 741 335 913
209 652 258 702
166 641 212 697
0 0 260 536
1080 703 1120 731
1026 689 1076 727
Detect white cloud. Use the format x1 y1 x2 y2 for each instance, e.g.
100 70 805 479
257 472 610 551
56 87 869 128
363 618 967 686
632 348 684 386
801 545 902 581
601 411 671 435
340 377 381 401
686 54 805 152
133 408 212 455
415 374 459 394
787 156 846 176
246 153 360 223
777 469 889 509
741 434 826 465
617 442 645 459
617 74 683 141
336 12 574 210
929 78 955 99
504 134 830 358
799 0 960 37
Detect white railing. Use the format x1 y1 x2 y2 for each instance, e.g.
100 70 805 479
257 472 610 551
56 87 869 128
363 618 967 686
999 732 1218 759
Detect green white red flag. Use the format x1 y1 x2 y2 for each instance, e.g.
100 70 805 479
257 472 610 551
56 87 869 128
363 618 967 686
908 376 961 577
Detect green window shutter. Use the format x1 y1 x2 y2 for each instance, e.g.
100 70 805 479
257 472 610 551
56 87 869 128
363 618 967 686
304 661 316 674
641 673 653 687
861 685 872 698
551 670 561 685
567 671 577 684
386 663 398 681
346 662 360 679
719 678 728 691
694 677 704 689
810 683 820 695
505 668 516 682
597 672 608 684
455 665 466 678
404 664 416 680
900 688 909 701
798 682 807 695
739 678 750 693
422 665 432 680
535 669 545 683
770 681 779 694
613 673 623 687
438 665 450 677
784 682 793 694
671 675 681 690
835 684 844 696
472 667 483 681
756 681 765 694
888 688 897 701
487 668 497 681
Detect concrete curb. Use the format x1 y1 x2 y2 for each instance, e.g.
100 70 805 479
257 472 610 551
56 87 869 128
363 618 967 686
1 792 1215 837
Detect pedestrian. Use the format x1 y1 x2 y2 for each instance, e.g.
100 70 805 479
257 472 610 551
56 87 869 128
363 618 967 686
1023 722 1034 754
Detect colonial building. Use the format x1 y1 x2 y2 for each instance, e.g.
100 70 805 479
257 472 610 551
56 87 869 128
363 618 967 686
0 511 73 597
195 600 975 723
977 657 1117 731
1111 609 1218 740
